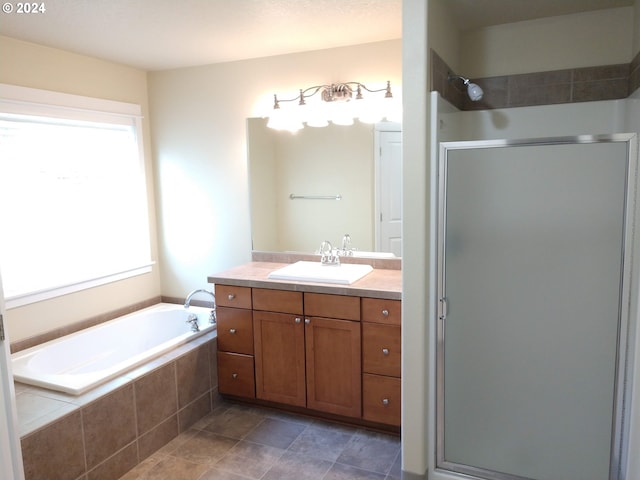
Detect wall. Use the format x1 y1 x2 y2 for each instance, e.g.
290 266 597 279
0 36 161 343
147 40 402 298
461 7 635 78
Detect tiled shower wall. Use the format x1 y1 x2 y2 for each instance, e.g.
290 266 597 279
18 336 218 480
432 49 640 111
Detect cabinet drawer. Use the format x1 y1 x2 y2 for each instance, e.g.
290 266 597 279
217 307 254 354
362 298 401 325
304 293 360 321
362 323 401 377
217 352 255 398
253 288 303 314
216 284 252 309
363 373 401 426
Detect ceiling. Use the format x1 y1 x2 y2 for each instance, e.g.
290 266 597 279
0 0 633 71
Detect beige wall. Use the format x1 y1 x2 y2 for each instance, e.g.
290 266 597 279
461 7 635 78
0 36 161 342
148 40 402 298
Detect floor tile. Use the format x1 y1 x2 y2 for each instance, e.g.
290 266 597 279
137 456 210 480
288 421 355 462
200 406 264 440
198 467 254 479
170 430 238 465
336 429 401 474
215 440 285 478
261 451 333 480
324 462 387 479
243 417 307 449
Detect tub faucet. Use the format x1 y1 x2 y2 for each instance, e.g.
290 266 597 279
184 289 217 324
186 313 200 332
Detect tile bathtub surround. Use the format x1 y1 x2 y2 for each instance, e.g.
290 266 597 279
431 49 639 111
118 400 402 480
16 334 219 480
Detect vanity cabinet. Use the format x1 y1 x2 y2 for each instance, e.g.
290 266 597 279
216 285 256 398
361 297 402 426
253 290 361 418
212 273 401 429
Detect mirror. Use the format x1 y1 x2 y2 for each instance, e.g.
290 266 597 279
248 118 402 257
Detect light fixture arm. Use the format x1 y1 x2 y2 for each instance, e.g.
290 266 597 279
272 80 393 108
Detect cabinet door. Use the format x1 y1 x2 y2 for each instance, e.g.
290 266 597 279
254 311 306 407
305 316 361 418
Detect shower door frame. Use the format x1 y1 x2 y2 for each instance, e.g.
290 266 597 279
435 133 638 480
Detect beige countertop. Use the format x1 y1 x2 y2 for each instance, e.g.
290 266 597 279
208 261 402 300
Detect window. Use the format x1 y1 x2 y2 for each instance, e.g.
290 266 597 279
0 84 153 308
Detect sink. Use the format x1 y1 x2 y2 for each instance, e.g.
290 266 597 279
350 251 396 259
267 261 373 285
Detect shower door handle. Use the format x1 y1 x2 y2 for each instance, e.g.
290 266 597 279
439 297 448 320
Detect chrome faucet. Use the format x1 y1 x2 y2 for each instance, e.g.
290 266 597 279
339 233 354 256
186 313 200 332
319 240 340 265
184 289 217 324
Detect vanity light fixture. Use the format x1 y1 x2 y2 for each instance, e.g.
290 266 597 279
266 80 400 132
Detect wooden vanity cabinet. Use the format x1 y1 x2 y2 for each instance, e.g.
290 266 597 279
214 282 400 428
361 297 402 426
253 289 306 407
215 285 255 398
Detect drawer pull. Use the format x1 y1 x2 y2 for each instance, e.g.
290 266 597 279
232 373 238 379
295 317 301 324
382 309 389 316
382 398 389 406
382 348 390 356
228 293 235 300
229 328 237 334
304 318 311 325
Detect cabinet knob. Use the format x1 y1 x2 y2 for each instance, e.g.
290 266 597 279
382 398 389 406
228 293 235 300
304 318 311 325
232 373 238 379
294 317 301 324
229 328 237 334
382 348 390 356
382 309 389 317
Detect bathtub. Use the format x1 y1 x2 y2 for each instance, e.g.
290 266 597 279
11 303 216 395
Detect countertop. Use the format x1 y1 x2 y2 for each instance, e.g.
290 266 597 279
207 261 402 300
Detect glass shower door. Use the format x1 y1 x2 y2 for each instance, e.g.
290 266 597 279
437 138 631 480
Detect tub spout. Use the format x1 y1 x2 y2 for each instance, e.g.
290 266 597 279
184 289 216 324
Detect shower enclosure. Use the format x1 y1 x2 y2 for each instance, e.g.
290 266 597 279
431 93 640 480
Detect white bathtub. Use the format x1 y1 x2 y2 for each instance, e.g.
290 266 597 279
11 303 216 395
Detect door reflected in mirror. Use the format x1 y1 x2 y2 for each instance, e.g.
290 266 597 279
247 118 402 257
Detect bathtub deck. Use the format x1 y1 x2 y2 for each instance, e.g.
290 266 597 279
14 329 219 480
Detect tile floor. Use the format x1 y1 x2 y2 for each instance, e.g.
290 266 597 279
119 400 401 480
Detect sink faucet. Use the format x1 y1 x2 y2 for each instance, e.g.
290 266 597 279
319 240 340 265
184 289 217 324
339 233 354 256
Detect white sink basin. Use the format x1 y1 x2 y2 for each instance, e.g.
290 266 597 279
268 261 373 285
351 251 396 259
